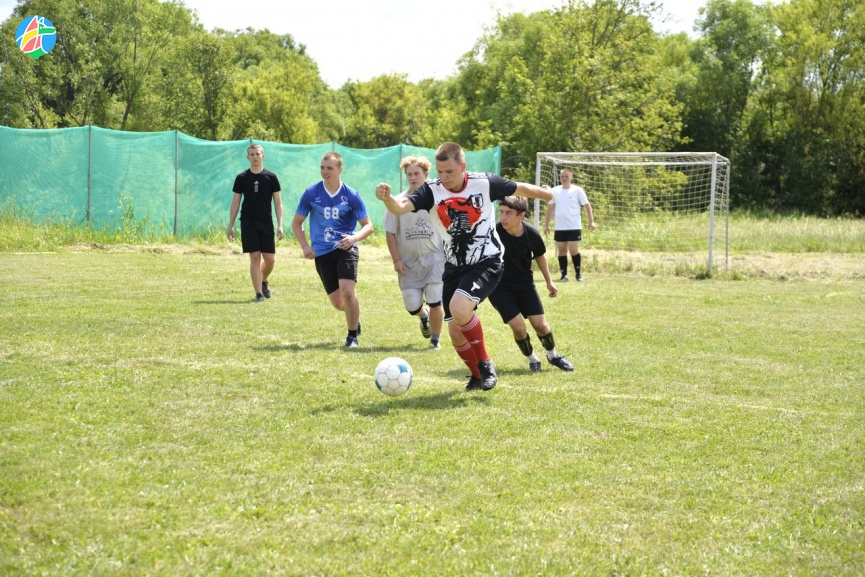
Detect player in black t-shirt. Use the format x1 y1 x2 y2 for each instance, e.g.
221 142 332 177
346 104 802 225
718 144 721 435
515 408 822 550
228 144 284 302
488 196 574 372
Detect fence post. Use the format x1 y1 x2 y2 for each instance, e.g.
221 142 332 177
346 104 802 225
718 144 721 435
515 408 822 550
87 125 92 225
174 130 179 236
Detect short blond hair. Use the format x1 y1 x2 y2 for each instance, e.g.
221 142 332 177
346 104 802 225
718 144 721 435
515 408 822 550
400 156 431 175
321 151 343 167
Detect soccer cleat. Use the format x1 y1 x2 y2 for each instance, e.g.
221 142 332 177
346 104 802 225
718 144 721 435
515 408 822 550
254 293 265 303
529 359 542 372
429 339 440 350
576 274 583 282
261 281 271 298
548 355 575 371
419 307 431 338
477 359 498 391
560 275 569 282
344 336 359 348
465 374 483 391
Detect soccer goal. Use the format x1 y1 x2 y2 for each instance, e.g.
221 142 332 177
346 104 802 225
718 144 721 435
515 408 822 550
534 152 731 273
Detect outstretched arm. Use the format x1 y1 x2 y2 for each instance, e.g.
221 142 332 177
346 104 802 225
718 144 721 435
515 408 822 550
375 183 416 215
514 182 553 203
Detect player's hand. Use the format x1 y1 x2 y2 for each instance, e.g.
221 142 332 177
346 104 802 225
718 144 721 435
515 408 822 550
589 221 597 232
543 225 550 235
337 233 355 250
548 283 558 298
302 246 315 259
375 183 391 200
393 259 406 274
277 226 284 241
227 227 234 242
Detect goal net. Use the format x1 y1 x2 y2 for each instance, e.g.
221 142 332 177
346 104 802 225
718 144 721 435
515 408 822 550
534 152 731 273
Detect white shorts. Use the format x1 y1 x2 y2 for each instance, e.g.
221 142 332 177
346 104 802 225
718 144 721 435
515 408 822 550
400 282 443 313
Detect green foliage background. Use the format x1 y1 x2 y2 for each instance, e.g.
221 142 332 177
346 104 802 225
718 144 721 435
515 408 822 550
1 0 864 216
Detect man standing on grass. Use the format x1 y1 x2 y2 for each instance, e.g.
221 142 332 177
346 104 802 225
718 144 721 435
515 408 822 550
228 143 284 303
376 142 553 392
543 168 596 282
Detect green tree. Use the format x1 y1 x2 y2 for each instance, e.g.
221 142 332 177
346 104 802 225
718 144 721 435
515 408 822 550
452 0 684 181
742 0 865 214
340 74 428 148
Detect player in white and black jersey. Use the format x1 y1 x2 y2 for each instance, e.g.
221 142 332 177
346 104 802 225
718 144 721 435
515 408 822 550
376 142 553 392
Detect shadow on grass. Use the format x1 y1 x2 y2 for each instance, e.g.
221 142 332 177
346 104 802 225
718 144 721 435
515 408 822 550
192 299 256 305
353 388 491 417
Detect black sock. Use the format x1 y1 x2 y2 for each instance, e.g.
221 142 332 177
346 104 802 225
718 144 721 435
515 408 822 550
348 330 358 338
516 336 533 356
558 255 568 276
574 253 581 276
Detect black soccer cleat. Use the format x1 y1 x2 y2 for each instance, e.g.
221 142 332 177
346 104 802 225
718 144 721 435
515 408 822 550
548 355 574 371
261 281 271 298
529 359 542 372
477 359 498 391
344 336 359 348
419 308 431 339
465 374 483 391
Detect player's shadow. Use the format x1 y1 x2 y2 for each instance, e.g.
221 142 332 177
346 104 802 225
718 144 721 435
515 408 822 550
251 342 341 352
355 388 490 417
193 299 254 305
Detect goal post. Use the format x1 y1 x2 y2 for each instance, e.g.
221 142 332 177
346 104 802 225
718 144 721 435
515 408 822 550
534 152 731 274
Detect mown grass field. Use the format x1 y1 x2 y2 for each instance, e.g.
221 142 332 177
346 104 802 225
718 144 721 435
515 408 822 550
1 215 864 575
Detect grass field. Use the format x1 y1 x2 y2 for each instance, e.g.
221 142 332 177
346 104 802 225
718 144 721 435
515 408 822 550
1 234 863 575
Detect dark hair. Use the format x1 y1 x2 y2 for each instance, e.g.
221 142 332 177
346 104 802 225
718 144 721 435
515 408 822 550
499 196 527 214
435 142 464 163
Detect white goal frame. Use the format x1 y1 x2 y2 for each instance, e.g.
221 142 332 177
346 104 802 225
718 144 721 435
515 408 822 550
534 152 730 273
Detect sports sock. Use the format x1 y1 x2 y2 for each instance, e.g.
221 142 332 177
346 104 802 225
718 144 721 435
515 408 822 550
573 253 581 276
458 314 489 362
348 329 358 338
454 341 480 377
539 332 557 358
516 336 533 356
558 255 568 276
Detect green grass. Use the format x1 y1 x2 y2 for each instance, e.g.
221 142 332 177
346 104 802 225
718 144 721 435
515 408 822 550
1 240 863 575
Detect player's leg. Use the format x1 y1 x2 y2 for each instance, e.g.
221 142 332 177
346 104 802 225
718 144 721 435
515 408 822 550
424 281 445 348
442 268 480 388
451 259 503 391
240 220 264 301
260 251 275 298
529 315 574 371
554 230 569 281
336 246 361 342
401 288 429 340
248 251 264 300
489 287 536 371
569 233 583 281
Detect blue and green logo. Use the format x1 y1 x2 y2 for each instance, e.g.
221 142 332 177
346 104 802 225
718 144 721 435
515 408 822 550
16 16 56 59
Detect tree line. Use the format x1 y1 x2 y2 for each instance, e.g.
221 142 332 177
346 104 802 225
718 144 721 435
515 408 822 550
1 0 862 216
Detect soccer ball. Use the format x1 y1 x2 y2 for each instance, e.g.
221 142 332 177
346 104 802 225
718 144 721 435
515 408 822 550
374 357 413 397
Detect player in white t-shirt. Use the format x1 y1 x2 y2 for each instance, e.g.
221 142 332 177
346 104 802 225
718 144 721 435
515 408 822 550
543 168 596 282
384 156 446 349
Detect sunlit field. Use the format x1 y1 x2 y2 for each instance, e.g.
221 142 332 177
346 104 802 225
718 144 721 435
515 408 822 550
1 215 863 575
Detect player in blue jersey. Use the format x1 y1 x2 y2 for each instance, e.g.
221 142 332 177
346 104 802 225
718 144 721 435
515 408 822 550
228 143 284 303
376 142 553 391
292 152 374 348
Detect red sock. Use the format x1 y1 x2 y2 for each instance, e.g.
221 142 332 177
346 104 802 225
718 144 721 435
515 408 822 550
458 314 489 363
454 341 480 378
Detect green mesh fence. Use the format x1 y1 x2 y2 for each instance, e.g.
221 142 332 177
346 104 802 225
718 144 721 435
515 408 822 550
0 126 501 234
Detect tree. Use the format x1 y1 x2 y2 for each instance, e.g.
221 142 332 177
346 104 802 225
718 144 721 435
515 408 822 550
340 74 428 148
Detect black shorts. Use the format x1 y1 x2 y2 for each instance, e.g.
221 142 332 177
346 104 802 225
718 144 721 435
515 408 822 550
240 219 276 254
488 284 544 324
553 229 582 243
315 246 359 295
441 258 503 322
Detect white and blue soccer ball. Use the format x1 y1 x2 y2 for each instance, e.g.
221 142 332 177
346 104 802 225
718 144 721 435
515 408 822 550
374 357 413 397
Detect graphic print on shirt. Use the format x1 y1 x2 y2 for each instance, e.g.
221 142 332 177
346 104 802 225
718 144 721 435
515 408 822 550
436 193 493 266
